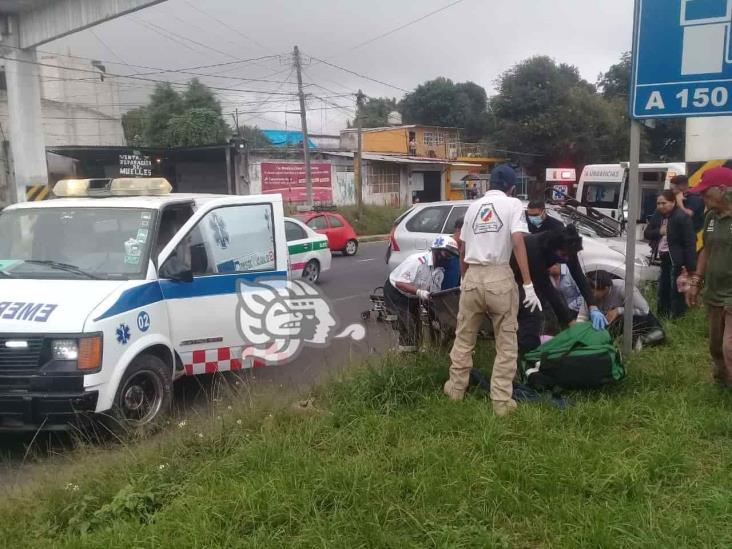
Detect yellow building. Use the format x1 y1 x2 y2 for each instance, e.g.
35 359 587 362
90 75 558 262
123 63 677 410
340 125 496 203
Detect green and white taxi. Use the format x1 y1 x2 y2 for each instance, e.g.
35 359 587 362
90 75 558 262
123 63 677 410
284 217 331 284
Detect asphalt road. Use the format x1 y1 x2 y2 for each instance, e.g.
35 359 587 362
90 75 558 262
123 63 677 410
242 240 396 391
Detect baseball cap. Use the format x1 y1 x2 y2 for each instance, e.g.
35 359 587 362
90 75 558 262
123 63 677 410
490 164 517 189
689 166 732 194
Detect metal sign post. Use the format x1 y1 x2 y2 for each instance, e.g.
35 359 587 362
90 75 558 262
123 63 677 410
623 121 642 355
626 0 732 353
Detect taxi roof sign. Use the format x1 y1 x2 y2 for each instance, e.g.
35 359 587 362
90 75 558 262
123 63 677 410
54 178 172 198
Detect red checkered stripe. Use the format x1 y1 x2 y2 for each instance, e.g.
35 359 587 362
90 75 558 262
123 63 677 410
181 346 247 376
181 343 293 375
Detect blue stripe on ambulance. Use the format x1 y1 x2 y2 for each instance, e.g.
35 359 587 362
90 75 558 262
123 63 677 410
94 270 288 321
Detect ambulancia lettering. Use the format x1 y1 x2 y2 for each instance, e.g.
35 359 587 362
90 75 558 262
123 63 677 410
0 302 58 322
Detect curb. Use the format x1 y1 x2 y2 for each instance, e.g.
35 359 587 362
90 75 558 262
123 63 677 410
358 234 389 243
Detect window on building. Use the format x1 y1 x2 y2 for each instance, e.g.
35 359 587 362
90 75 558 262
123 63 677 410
366 162 400 194
167 203 276 275
423 131 445 146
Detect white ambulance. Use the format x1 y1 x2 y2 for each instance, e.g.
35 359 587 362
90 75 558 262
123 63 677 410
576 162 686 223
0 178 289 431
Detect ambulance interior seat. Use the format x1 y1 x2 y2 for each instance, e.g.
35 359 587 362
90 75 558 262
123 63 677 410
155 204 195 259
190 241 209 274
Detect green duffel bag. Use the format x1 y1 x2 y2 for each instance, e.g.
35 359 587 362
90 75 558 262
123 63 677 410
521 323 625 390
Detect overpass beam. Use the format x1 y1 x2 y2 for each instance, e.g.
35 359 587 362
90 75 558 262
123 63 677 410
4 23 46 202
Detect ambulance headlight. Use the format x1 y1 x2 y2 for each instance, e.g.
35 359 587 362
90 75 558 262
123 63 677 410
51 339 78 360
50 335 103 371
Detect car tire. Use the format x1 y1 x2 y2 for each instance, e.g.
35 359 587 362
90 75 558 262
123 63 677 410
302 259 321 284
344 239 358 256
105 353 172 436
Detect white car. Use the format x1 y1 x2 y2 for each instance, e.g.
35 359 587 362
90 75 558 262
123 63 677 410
0 178 292 431
385 200 658 283
284 217 331 284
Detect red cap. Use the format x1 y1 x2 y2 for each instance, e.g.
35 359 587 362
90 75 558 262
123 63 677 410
689 166 732 194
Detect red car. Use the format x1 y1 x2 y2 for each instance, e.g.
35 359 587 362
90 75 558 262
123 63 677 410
295 212 359 256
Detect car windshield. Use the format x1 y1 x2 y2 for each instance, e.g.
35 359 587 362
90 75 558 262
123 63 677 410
548 207 621 239
0 207 156 280
582 181 621 209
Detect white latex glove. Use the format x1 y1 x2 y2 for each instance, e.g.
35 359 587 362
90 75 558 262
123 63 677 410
522 283 542 312
416 289 430 301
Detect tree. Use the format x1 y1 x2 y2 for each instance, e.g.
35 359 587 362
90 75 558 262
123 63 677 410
598 52 685 161
143 83 184 146
183 78 224 113
353 97 399 128
167 108 230 147
121 106 147 146
491 56 621 170
236 125 272 149
597 51 631 99
400 77 491 140
121 80 232 147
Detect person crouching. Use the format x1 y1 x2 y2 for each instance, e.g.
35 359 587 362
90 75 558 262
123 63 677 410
384 236 460 351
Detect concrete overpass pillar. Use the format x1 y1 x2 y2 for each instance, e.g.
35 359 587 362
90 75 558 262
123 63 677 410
4 34 47 203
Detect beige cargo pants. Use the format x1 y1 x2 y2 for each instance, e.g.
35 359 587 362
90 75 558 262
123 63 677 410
444 264 519 403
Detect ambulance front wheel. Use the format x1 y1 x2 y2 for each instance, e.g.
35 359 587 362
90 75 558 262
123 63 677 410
109 354 173 432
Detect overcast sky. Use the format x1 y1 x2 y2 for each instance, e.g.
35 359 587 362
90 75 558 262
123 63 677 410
44 0 635 134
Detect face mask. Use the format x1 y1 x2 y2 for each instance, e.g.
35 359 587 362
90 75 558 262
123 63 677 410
528 215 543 227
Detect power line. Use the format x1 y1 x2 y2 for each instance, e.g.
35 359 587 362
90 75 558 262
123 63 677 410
18 44 285 94
90 28 128 65
181 0 274 53
130 17 205 56
130 16 239 61
345 0 465 54
0 55 300 96
303 53 408 93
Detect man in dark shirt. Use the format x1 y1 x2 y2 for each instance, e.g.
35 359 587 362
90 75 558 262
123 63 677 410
670 175 706 233
510 225 607 353
525 200 565 234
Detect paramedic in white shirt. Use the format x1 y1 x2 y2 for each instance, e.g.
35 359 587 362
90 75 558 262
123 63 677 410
443 165 541 417
384 236 460 351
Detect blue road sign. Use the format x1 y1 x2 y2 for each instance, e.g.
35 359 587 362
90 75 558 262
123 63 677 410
631 0 732 119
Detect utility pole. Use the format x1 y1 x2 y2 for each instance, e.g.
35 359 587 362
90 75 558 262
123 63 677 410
293 45 313 207
355 90 365 213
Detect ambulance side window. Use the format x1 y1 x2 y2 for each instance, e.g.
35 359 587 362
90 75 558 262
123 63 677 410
167 203 276 276
155 203 195 258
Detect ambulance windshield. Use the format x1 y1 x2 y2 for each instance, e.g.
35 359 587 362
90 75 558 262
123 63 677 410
0 207 156 280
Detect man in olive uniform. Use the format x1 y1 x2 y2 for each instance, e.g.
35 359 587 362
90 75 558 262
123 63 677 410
687 167 732 387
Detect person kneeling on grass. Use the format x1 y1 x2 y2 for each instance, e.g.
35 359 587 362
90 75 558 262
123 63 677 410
577 270 665 348
383 235 460 351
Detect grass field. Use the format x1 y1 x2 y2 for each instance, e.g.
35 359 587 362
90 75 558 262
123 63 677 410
285 204 405 236
338 205 406 236
1 307 731 548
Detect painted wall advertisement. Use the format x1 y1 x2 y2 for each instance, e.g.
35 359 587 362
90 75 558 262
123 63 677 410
261 162 332 202
119 154 153 176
